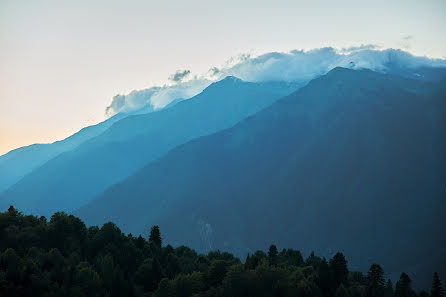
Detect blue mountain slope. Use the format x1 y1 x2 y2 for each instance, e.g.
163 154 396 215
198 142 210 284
76 68 446 287
0 112 128 193
0 77 299 216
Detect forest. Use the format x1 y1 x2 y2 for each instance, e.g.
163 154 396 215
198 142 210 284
0 206 443 297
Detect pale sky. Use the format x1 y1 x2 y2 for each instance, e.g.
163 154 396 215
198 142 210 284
1 0 446 155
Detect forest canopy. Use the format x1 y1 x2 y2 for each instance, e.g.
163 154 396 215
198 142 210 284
0 206 443 297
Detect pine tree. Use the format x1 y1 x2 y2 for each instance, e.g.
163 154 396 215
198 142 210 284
7 205 19 216
149 225 162 250
395 272 414 297
244 253 251 270
432 272 444 297
330 252 348 287
384 279 394 297
268 245 278 266
335 283 350 297
318 258 334 297
366 263 385 297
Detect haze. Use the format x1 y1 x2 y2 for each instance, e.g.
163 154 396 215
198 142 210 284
1 0 446 155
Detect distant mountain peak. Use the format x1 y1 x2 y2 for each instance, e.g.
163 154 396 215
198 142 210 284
221 75 243 83
327 66 353 75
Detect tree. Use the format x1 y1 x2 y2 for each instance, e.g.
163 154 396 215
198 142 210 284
244 253 251 270
76 262 102 297
306 251 321 268
395 272 414 297
279 248 304 267
207 260 229 287
318 258 334 297
149 225 162 250
335 283 350 297
135 258 162 292
383 279 394 297
268 245 278 266
7 205 19 217
330 252 348 287
432 272 444 297
366 264 385 297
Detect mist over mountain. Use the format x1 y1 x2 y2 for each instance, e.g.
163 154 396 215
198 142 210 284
75 67 446 287
2 48 444 194
103 48 446 116
1 47 446 290
0 112 129 193
0 77 299 216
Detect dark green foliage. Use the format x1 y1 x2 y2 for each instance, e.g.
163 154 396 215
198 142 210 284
384 279 394 297
149 225 162 250
72 68 446 291
366 264 385 297
395 272 415 297
318 258 333 297
306 251 322 268
267 244 278 266
432 272 444 297
335 284 350 297
0 208 437 297
330 252 348 287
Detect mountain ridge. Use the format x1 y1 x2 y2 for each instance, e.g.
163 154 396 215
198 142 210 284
0 76 300 216
75 67 446 287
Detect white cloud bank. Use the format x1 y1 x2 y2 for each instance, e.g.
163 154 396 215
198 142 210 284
105 47 446 116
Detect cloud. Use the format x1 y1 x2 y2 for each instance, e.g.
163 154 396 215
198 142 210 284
105 47 446 117
399 35 413 49
338 44 380 54
105 88 160 116
169 69 191 83
105 79 211 116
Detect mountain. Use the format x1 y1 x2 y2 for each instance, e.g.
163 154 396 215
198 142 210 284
0 112 128 193
0 77 299 216
75 68 446 287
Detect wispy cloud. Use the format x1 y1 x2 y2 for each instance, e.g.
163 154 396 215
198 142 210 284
105 47 446 117
169 70 191 83
398 35 413 50
338 44 380 54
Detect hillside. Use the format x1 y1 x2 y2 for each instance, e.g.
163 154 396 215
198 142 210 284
0 207 440 297
76 68 446 287
0 78 298 216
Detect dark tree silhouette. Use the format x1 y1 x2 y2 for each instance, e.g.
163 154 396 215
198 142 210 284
384 279 394 297
395 272 414 297
366 263 385 297
0 207 440 297
330 252 348 288
149 225 162 250
432 272 444 297
268 244 278 266
318 258 333 297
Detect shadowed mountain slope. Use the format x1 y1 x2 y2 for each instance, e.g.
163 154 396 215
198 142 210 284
1 77 298 215
77 68 446 287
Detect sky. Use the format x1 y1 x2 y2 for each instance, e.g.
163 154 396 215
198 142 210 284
1 0 446 156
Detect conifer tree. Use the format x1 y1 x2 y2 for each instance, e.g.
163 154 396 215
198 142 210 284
335 283 350 297
268 245 278 266
149 225 162 250
244 253 251 270
330 252 348 287
366 263 385 297
395 272 414 297
432 272 444 297
384 279 394 297
318 258 333 297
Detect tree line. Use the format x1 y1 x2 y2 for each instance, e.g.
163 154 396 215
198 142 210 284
0 206 444 297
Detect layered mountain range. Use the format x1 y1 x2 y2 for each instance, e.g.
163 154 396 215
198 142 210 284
77 68 446 286
1 62 445 287
0 78 299 215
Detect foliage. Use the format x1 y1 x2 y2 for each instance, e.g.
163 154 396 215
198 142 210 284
0 206 440 297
